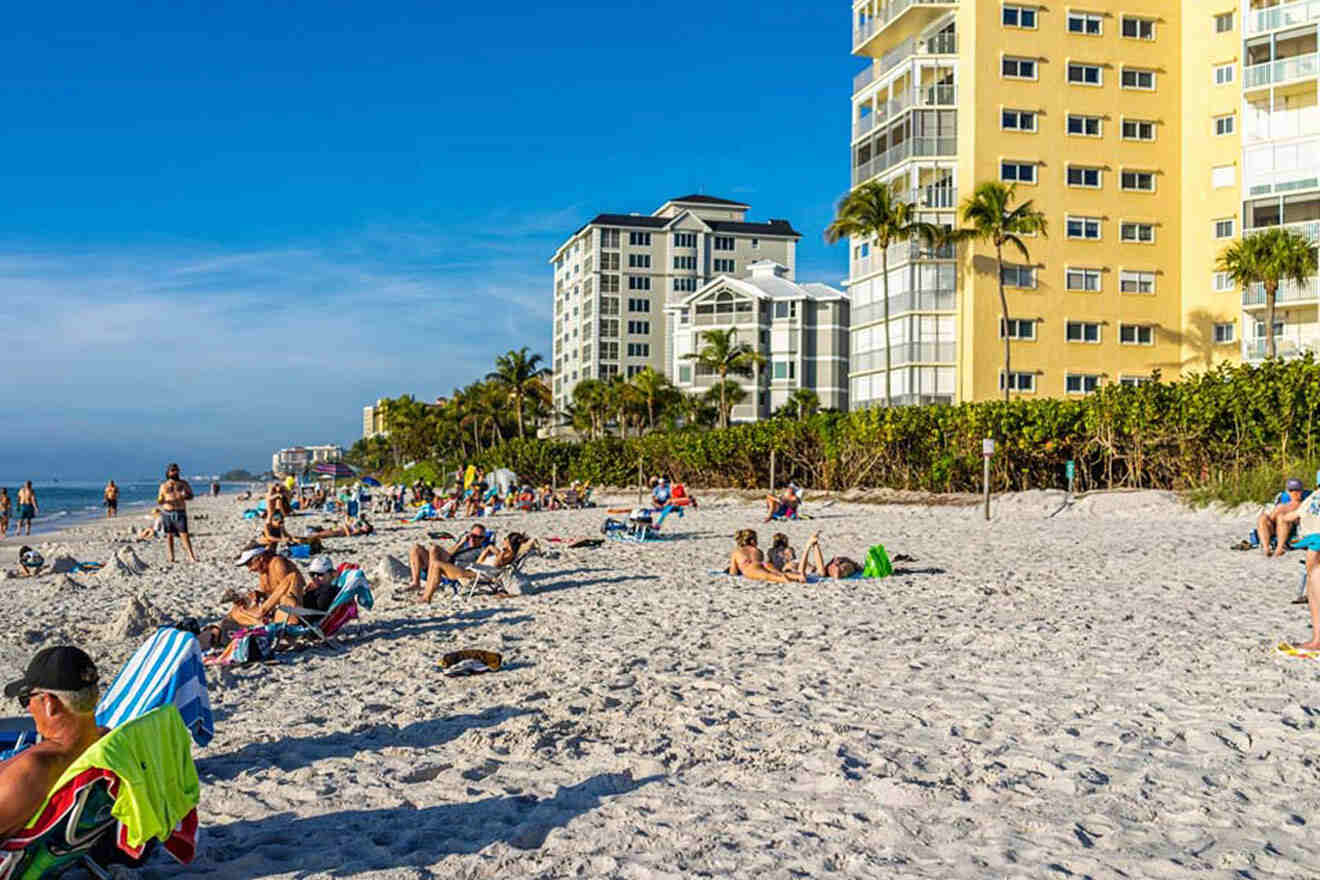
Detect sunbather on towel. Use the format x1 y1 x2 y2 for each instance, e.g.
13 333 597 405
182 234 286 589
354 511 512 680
764 486 801 521
224 546 306 629
408 524 491 602
1259 477 1310 557
727 529 804 583
306 511 374 541
0 646 105 839
768 533 796 572
796 533 861 579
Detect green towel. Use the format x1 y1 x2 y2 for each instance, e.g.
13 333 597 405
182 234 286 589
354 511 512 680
862 544 893 579
37 705 200 849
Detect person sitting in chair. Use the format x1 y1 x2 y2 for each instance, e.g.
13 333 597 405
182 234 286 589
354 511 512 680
1258 477 1309 558
0 647 104 839
223 546 306 630
764 486 801 522
406 524 490 603
303 554 340 612
257 511 301 548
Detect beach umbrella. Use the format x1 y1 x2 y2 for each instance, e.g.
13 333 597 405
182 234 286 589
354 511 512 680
361 476 382 487
313 462 356 478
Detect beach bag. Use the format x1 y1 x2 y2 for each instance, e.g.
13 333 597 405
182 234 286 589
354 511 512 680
861 544 893 579
285 543 312 559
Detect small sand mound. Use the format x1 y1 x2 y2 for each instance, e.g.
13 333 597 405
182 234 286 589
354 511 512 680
377 555 411 584
114 546 150 575
103 594 166 641
50 574 88 593
48 555 80 574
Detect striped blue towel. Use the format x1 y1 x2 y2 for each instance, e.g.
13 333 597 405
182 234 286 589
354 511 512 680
96 627 214 747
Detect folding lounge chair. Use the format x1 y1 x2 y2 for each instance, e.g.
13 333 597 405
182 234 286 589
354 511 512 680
0 705 200 880
0 719 37 761
96 626 214 747
273 566 375 650
462 542 541 599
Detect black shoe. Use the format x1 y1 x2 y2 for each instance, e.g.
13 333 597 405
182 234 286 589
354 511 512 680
1292 595 1309 605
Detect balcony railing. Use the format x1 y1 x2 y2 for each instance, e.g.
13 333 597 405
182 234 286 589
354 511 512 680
851 135 957 186
853 0 959 50
854 65 876 94
895 184 957 208
874 33 959 80
851 290 957 324
1244 336 1320 360
850 240 955 278
1244 52 1320 89
852 343 956 371
1243 220 1320 245
1245 165 1320 198
1247 0 1320 35
854 85 958 142
1242 276 1320 307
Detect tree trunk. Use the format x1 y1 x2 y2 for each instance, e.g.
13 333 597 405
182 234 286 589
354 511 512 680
998 241 1012 402
880 242 891 407
515 390 525 439
1266 282 1279 359
720 369 728 428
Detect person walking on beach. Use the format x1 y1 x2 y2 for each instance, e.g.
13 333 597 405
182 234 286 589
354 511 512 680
0 489 10 537
103 480 119 518
156 463 198 563
15 482 37 537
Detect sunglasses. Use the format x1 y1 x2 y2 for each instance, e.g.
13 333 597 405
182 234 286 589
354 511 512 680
16 687 47 709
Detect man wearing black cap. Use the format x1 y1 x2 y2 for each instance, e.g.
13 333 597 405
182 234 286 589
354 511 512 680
0 646 104 838
1258 477 1309 558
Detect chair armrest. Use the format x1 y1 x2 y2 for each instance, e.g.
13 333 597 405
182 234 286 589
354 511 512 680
277 605 324 619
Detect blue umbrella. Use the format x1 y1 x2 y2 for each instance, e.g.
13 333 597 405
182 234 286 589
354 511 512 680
361 476 382 487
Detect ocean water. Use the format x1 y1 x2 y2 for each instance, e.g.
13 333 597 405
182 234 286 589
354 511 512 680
0 480 235 536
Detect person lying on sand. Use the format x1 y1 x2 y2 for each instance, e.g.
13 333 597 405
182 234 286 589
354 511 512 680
764 486 801 522
223 546 305 630
404 524 490 602
1259 477 1309 558
304 512 374 541
727 529 804 583
135 509 164 541
797 533 862 579
0 647 105 839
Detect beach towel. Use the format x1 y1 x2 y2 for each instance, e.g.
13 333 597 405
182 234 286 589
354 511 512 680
862 545 893 579
97 627 214 747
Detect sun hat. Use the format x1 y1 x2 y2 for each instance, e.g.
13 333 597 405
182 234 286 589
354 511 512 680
235 546 267 567
308 555 335 574
1287 477 1305 491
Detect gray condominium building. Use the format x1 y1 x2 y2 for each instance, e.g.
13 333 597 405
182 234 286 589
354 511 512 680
550 195 800 414
665 260 850 420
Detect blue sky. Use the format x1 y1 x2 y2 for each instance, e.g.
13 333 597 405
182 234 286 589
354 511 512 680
0 1 851 479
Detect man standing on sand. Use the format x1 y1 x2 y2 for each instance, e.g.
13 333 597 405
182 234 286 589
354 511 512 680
15 482 37 537
103 480 119 518
0 646 104 840
156 463 198 563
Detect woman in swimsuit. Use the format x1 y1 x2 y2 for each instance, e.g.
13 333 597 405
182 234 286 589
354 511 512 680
727 529 804 583
257 511 300 548
797 533 861 579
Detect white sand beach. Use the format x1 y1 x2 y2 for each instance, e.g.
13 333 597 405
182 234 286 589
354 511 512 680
1 489 1317 878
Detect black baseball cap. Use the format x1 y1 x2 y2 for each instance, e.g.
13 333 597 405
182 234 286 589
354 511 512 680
4 646 98 699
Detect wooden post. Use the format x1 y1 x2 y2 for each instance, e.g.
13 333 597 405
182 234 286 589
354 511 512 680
982 438 994 521
638 457 644 507
552 463 557 492
770 449 776 494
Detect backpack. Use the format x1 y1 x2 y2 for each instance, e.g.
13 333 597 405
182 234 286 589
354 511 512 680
861 544 893 579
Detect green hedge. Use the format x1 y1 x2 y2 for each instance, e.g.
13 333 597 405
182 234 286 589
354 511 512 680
377 358 1319 494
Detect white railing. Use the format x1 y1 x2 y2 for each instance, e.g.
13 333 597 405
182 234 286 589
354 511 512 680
1244 164 1320 197
1243 219 1320 245
1242 275 1320 307
853 0 959 50
854 65 876 94
854 85 958 142
852 343 956 371
854 113 877 139
851 290 957 324
1245 336 1320 360
1244 52 1320 89
1247 0 1320 35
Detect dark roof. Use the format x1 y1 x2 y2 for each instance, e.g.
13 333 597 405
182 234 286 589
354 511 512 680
584 213 671 229
709 219 801 238
666 194 751 207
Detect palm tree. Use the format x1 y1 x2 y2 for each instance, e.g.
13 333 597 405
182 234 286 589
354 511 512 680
631 367 677 431
681 328 767 428
1218 227 1318 359
825 181 942 407
572 379 609 439
947 182 1048 402
703 380 747 427
486 347 551 439
783 388 820 421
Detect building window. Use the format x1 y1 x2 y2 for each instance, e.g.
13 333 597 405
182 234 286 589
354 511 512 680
1067 11 1102 34
1066 216 1102 240
713 236 735 251
1002 56 1038 79
1120 170 1156 192
1066 267 1103 291
1001 161 1037 183
627 320 650 335
751 238 759 249
772 361 798 380
714 258 736 273
674 232 696 248
1066 114 1102 137
674 255 696 270
599 363 619 378
1121 16 1155 40
1001 371 1037 392
1214 12 1234 33
774 301 798 319
1214 113 1235 136
1120 222 1155 243
673 278 698 292
626 343 650 357
1214 218 1236 239
624 365 642 378
1002 109 1038 131
1067 166 1102 188
1121 68 1156 90
600 252 619 270
1119 324 1155 345
628 298 651 312
1066 374 1101 394
600 229 620 249
1214 63 1235 85
1001 318 1037 340
1002 4 1038 28
1119 376 1153 387
600 275 620 293
1214 271 1233 291
628 232 652 246
1066 321 1101 342
1212 165 1235 188
600 297 620 316
628 276 652 290
1120 270 1156 293
678 365 692 383
1213 321 1236 343
1121 119 1156 141
628 253 651 268
1001 265 1037 288
1068 63 1103 86
599 319 619 338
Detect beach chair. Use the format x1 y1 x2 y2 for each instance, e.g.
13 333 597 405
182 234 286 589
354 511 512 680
0 719 37 762
0 705 199 880
273 566 375 650
604 508 679 544
462 542 542 599
96 627 214 747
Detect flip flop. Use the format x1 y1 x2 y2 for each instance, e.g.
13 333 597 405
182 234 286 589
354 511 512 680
1277 641 1320 659
439 649 502 674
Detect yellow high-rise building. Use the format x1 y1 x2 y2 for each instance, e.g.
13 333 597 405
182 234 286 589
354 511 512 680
846 0 1303 404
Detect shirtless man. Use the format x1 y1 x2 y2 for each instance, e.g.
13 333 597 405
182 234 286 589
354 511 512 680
0 488 10 537
103 480 119 518
0 647 104 840
224 546 306 629
15 482 37 537
407 524 491 603
727 528 804 583
156 463 198 563
764 486 801 522
1258 478 1308 558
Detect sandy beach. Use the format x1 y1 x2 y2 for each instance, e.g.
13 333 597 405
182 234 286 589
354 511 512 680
1 488 1317 878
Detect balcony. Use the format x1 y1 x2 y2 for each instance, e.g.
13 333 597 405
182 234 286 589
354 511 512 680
868 33 959 86
852 135 958 186
1242 276 1320 307
851 290 957 324
850 239 955 279
854 65 876 94
1244 52 1320 90
1244 336 1320 360
853 85 957 141
1246 0 1320 35
1245 165 1320 198
1243 219 1320 244
853 0 959 56
852 343 957 371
